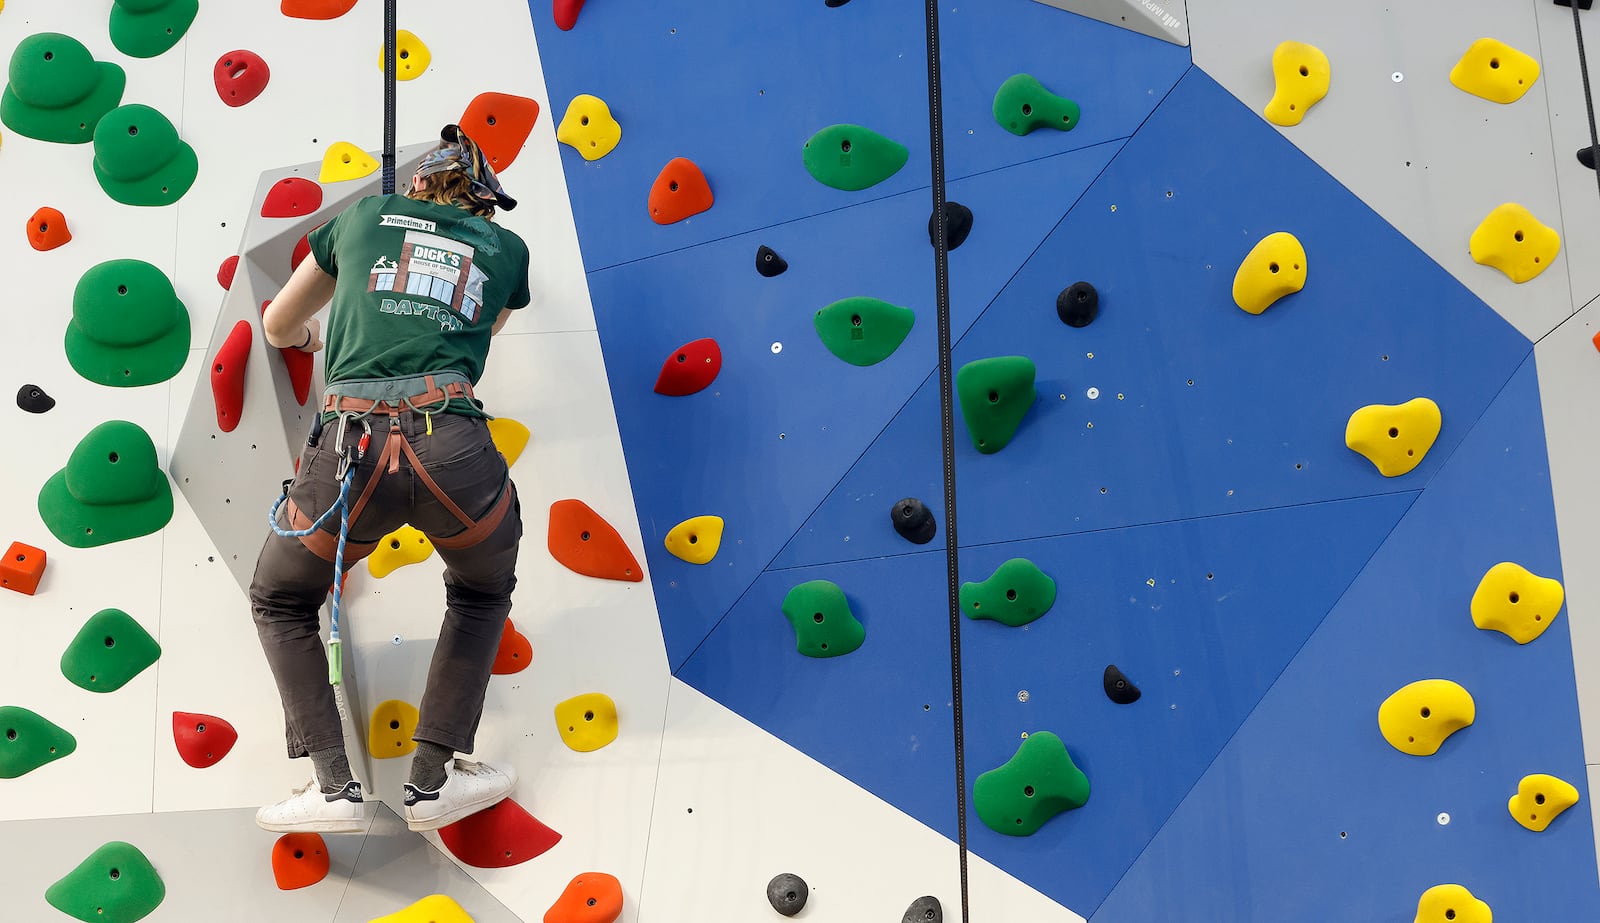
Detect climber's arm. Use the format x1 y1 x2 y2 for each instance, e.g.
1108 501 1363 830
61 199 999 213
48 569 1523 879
263 257 337 350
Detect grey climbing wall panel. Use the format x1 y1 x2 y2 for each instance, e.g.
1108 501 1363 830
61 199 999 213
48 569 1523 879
1030 0 1189 46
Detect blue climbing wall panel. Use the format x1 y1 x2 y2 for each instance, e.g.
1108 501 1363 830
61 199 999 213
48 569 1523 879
532 0 1598 918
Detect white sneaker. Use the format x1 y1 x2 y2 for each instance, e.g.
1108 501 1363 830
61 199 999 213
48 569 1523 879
255 770 366 834
401 759 517 832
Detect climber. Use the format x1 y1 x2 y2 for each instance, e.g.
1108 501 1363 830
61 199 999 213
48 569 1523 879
249 125 530 835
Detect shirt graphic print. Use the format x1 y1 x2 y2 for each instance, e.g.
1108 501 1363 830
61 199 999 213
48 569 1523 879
367 230 490 323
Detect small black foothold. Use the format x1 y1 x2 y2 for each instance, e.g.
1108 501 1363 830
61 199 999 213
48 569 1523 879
1579 144 1597 170
1555 0 1594 11
1103 664 1141 704
929 202 973 250
902 895 943 923
766 873 809 917
891 497 937 544
825 0 852 6
16 383 55 414
1056 281 1099 327
756 245 789 277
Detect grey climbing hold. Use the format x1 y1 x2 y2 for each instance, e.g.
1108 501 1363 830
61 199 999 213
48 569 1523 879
891 497 937 545
17 383 55 414
766 873 809 916
1103 664 1141 704
929 202 973 250
757 245 788 277
1056 281 1098 327
902 895 943 923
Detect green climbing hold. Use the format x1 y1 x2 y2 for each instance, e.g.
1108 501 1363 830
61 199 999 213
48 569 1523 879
802 124 908 191
93 103 198 206
0 33 127 144
61 608 162 693
66 259 190 387
960 558 1056 627
974 731 1089 836
992 74 1080 136
46 841 166 923
814 297 915 366
38 421 175 548
0 706 77 779
781 580 866 658
110 0 198 58
956 356 1037 454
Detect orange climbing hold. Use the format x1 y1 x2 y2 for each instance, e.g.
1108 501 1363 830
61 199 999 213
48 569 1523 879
548 499 643 582
553 0 586 30
261 177 323 218
492 618 532 675
648 158 714 225
460 93 540 172
281 0 358 19
26 207 71 251
544 872 624 923
438 796 562 868
270 833 330 890
1 541 47 595
211 320 252 433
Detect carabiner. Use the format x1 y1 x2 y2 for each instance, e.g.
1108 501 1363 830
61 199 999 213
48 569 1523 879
332 412 371 481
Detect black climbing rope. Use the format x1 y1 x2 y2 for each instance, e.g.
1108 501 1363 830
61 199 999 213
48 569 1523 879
1569 1 1600 201
381 0 398 195
922 0 971 919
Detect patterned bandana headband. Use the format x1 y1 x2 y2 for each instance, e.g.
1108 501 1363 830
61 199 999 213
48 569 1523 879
413 124 518 211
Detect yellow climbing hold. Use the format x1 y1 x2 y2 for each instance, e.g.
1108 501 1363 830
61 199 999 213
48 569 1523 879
1450 38 1539 104
1413 884 1491 923
1508 773 1579 832
320 141 378 183
1264 41 1330 127
368 524 434 578
1379 679 1475 756
369 894 475 923
557 94 622 161
664 515 724 565
1345 397 1441 478
1232 232 1306 314
1471 562 1564 644
368 699 420 759
554 692 618 753
1470 202 1559 283
487 416 531 467
378 30 431 81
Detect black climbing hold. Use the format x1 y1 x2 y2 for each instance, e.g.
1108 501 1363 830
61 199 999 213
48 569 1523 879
756 245 788 277
1103 664 1141 705
891 497 937 545
1555 0 1594 11
825 0 852 6
902 895 943 923
1056 281 1099 328
1579 144 1597 170
766 873 809 917
929 202 973 251
17 383 55 414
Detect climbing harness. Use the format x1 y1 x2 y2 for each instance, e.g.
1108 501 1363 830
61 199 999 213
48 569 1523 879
267 372 515 687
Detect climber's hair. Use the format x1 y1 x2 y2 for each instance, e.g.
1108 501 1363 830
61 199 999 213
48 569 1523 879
407 169 495 219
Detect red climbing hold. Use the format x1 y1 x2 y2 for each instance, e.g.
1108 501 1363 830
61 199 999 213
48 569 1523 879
553 0 586 30
26 207 71 251
492 618 532 675
218 255 240 290
648 158 714 225
653 338 722 396
290 234 311 271
281 0 358 19
213 50 270 108
438 796 562 868
1 541 47 596
544 872 624 923
270 833 330 890
261 301 314 406
460 93 541 172
171 711 239 768
548 499 644 582
211 321 252 433
261 177 323 218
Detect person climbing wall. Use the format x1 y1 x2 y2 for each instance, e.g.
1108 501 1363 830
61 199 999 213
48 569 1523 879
250 125 531 835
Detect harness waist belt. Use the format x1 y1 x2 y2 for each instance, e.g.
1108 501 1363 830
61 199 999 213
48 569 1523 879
322 371 475 414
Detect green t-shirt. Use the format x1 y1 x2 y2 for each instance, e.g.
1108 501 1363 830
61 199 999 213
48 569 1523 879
308 195 531 417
